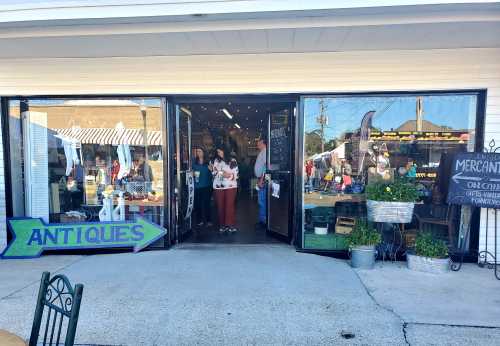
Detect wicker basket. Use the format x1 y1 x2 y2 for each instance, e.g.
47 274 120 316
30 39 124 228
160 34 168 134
366 200 414 224
125 181 152 198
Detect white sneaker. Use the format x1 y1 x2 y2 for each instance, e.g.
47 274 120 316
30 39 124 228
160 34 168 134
219 227 226 233
228 227 237 233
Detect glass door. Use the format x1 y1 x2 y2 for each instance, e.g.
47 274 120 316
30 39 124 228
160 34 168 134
174 105 193 242
267 104 294 241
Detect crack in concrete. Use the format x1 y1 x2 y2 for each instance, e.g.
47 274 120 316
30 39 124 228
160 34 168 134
0 255 89 301
351 269 411 345
406 321 500 330
352 267 500 345
402 322 410 346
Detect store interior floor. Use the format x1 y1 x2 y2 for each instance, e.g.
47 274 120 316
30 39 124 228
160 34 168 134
179 100 290 245
184 192 281 244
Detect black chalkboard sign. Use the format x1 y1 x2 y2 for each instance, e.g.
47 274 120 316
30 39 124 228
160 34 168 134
269 114 290 170
447 152 500 209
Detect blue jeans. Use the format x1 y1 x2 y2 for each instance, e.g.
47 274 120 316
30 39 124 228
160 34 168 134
258 185 267 224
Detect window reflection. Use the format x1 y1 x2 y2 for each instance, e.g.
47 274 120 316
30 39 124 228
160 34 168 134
302 94 477 251
9 98 164 227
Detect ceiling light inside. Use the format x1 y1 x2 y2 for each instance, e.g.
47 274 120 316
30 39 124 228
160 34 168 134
234 123 241 129
222 108 233 119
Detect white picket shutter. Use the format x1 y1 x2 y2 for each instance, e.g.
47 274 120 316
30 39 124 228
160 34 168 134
22 111 49 222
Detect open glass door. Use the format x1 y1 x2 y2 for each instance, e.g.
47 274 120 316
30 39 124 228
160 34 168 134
174 105 193 242
267 104 294 241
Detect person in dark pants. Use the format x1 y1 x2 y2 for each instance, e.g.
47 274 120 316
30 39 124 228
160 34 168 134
254 138 267 229
238 157 252 194
192 147 213 227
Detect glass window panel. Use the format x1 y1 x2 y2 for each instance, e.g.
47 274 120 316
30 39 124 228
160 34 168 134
302 94 478 251
9 98 165 227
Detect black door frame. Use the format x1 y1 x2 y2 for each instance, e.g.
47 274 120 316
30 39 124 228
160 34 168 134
167 94 299 245
266 102 298 244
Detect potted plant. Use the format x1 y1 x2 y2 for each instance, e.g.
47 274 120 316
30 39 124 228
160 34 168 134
346 219 381 269
407 232 450 273
365 179 418 223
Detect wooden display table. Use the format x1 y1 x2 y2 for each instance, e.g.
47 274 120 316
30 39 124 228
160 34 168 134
303 192 366 207
123 199 163 207
0 330 26 346
80 198 164 224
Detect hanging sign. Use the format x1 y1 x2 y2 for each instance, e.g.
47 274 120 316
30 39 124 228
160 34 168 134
447 152 500 209
184 171 195 219
370 131 470 142
1 217 166 259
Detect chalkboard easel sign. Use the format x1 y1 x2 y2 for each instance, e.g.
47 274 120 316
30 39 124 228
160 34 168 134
447 152 500 209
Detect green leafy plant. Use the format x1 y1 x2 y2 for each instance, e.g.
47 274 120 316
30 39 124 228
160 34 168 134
346 219 381 248
365 179 418 202
415 232 449 258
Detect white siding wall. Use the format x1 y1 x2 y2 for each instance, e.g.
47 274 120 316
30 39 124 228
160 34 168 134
0 47 498 258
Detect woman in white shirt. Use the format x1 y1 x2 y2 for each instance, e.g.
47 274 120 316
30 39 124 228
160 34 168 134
211 147 239 233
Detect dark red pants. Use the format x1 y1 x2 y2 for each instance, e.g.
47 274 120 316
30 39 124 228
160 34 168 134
214 188 237 227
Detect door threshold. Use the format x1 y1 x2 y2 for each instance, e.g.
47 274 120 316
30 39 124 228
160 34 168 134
173 243 292 250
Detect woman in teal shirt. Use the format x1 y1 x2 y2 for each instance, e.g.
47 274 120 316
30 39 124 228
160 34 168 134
192 147 213 227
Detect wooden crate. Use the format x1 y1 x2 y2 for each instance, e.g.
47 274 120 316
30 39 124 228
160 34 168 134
60 214 86 223
404 229 418 249
335 217 355 234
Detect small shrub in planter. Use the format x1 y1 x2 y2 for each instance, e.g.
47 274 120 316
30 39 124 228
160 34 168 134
365 179 418 223
407 232 450 274
346 220 381 269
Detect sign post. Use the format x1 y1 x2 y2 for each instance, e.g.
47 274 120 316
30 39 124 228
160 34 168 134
1 217 166 259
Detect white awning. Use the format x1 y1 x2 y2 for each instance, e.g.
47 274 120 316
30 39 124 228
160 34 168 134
310 142 346 161
52 128 162 146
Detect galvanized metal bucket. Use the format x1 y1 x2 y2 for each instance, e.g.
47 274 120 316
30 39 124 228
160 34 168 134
350 245 377 269
366 200 415 224
406 254 450 274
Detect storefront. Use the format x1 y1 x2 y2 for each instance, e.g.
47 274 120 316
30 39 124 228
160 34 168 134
0 91 488 256
0 1 499 262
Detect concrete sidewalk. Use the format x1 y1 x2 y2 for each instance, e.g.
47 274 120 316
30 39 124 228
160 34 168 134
355 261 500 345
356 261 500 327
0 245 498 345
